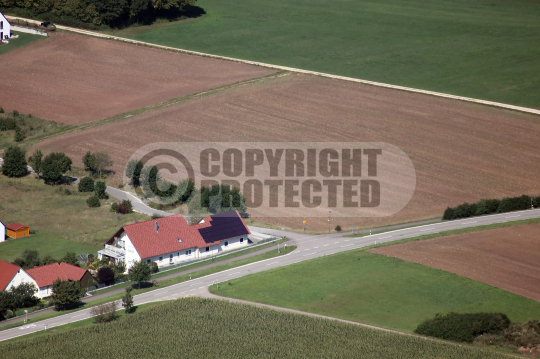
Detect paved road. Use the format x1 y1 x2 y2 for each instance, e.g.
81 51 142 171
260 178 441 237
1 208 538 342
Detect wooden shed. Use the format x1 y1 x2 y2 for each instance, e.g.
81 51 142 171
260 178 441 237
6 223 30 238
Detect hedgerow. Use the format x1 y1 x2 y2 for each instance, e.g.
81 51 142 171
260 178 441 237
0 298 514 359
443 194 540 220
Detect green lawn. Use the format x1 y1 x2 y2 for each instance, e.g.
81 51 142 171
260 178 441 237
0 175 148 262
109 0 540 109
210 250 540 333
0 31 45 56
0 297 516 359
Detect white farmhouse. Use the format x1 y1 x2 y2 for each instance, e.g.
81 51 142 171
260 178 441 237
0 221 5 242
0 260 35 293
0 12 11 40
99 210 251 271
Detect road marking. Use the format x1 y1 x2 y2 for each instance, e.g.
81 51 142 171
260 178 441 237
463 221 477 225
379 236 393 239
19 324 36 330
505 215 521 219
314 246 319 248
189 282 203 286
227 271 241 276
181 291 186 294
199 287 204 289
71 313 87 318
304 249 311 251
154 291 168 296
303 252 316 257
420 228 433 232
341 244 354 248
190 289 195 291
334 242 340 244
265 261 279 266
324 244 329 247
344 240 350 242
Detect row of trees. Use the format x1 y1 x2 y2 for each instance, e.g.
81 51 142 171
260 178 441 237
443 195 540 220
125 159 247 215
1 0 197 27
12 249 80 269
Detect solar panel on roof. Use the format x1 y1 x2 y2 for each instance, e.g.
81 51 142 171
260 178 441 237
198 211 249 243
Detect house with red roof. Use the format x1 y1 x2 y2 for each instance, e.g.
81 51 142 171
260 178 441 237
99 210 251 271
0 260 35 292
6 223 30 239
0 221 5 242
25 262 93 298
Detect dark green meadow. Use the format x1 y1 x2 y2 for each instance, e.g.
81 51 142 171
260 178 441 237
111 0 540 109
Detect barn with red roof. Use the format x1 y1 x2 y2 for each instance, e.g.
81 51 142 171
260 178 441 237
99 210 250 271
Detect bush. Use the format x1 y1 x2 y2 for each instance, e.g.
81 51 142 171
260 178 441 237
95 181 108 199
97 267 115 285
110 202 118 212
116 200 133 214
13 110 19 117
78 177 95 192
1 146 27 178
0 107 4 113
90 302 118 323
86 195 101 208
14 128 25 142
0 117 16 131
151 262 159 274
414 312 510 343
335 225 342 232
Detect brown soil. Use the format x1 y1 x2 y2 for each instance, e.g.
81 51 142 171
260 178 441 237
0 32 273 124
31 73 540 230
370 223 540 301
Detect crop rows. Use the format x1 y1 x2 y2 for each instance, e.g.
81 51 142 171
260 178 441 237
0 298 513 358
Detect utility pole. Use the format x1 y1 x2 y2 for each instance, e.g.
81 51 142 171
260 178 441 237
328 211 331 232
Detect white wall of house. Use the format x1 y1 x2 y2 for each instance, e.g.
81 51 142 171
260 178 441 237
123 233 141 270
36 285 53 299
143 246 199 268
5 268 40 295
0 13 11 40
0 222 5 242
219 236 248 252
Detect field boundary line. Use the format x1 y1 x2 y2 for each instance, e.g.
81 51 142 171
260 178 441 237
7 15 540 117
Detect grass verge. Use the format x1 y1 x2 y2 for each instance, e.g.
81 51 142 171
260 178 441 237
0 31 44 56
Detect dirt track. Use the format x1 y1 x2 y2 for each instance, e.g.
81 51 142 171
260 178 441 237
0 32 273 124
371 223 540 301
32 73 540 230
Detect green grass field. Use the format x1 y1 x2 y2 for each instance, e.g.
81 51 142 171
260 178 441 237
109 0 540 109
0 175 148 262
0 31 45 56
210 250 540 333
0 298 516 359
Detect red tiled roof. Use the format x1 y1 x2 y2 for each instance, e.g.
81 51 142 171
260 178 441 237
118 211 250 259
6 223 29 231
0 260 20 291
26 262 89 288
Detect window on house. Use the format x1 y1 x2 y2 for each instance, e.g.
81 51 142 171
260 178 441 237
159 256 163 261
186 250 192 255
147 259 151 264
1 22 3 30
206 247 210 252
240 238 244 243
224 241 228 246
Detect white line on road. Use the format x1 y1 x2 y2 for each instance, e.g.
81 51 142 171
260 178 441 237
463 221 477 225
324 244 329 246
303 252 316 257
505 215 521 219
379 236 393 239
154 291 168 296
420 228 433 232
199 287 204 289
314 246 319 248
341 244 354 248
189 282 203 286
265 261 279 266
227 272 241 276
71 313 87 318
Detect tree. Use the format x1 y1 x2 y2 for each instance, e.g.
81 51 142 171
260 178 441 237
335 225 342 232
0 291 15 320
83 151 95 172
42 255 58 265
12 249 41 269
95 181 108 199
90 301 118 323
41 152 72 185
125 159 144 187
10 282 39 308
151 261 159 274
87 195 101 208
97 267 115 285
14 127 25 142
122 287 134 313
177 178 195 204
93 152 113 177
128 260 151 288
116 199 133 214
78 177 95 192
2 146 27 178
28 149 43 175
51 279 85 310
61 252 80 267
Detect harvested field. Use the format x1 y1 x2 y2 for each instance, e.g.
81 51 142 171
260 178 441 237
32 73 540 230
370 223 540 301
0 32 274 125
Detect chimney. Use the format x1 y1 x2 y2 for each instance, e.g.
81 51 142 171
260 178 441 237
155 221 159 233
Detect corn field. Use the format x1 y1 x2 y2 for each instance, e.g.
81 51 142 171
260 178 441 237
0 298 515 359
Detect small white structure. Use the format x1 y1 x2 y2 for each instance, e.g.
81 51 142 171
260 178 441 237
0 12 11 41
100 211 251 272
0 221 5 242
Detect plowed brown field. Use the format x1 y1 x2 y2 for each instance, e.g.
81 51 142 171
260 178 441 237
32 73 540 230
370 223 540 301
0 33 274 124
